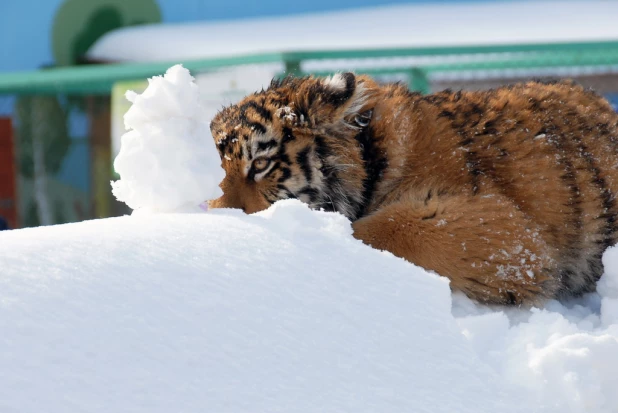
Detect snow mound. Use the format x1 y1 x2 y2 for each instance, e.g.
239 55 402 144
2 199 618 412
453 248 618 413
111 65 225 213
0 200 523 413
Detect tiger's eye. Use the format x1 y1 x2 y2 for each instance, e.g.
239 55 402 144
253 158 270 172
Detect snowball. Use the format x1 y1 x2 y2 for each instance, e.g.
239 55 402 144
111 65 225 213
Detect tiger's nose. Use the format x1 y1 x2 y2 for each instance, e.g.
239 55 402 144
208 194 244 211
208 189 268 214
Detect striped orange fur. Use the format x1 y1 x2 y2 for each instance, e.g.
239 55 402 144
210 73 618 305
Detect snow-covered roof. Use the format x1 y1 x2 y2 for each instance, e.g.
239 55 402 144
88 0 618 63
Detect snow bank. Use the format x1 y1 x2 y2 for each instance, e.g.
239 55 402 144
453 250 618 413
0 200 523 413
111 65 225 213
2 202 618 412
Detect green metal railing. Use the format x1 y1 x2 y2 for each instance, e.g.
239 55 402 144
0 40 618 95
4 39 618 227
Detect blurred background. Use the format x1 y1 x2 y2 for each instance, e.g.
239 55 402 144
1 0 617 229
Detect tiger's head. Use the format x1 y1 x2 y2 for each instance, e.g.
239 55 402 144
208 72 380 220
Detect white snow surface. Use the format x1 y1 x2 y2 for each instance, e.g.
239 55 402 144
111 65 225 213
88 0 618 63
1 201 520 413
1 201 618 412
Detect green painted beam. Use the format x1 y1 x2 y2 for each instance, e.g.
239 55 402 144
0 52 285 95
280 40 618 61
424 52 618 72
2 41 618 95
305 51 618 78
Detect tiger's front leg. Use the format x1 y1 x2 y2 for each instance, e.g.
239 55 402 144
351 192 558 305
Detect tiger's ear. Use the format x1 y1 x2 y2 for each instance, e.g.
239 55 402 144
319 72 359 107
287 72 372 129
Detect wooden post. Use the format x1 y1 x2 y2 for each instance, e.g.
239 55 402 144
0 118 18 229
87 95 112 219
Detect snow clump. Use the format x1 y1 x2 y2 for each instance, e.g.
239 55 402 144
111 64 225 213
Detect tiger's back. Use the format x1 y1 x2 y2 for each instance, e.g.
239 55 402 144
367 80 618 299
210 74 618 305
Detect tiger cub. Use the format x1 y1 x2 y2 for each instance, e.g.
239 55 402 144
209 73 618 305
